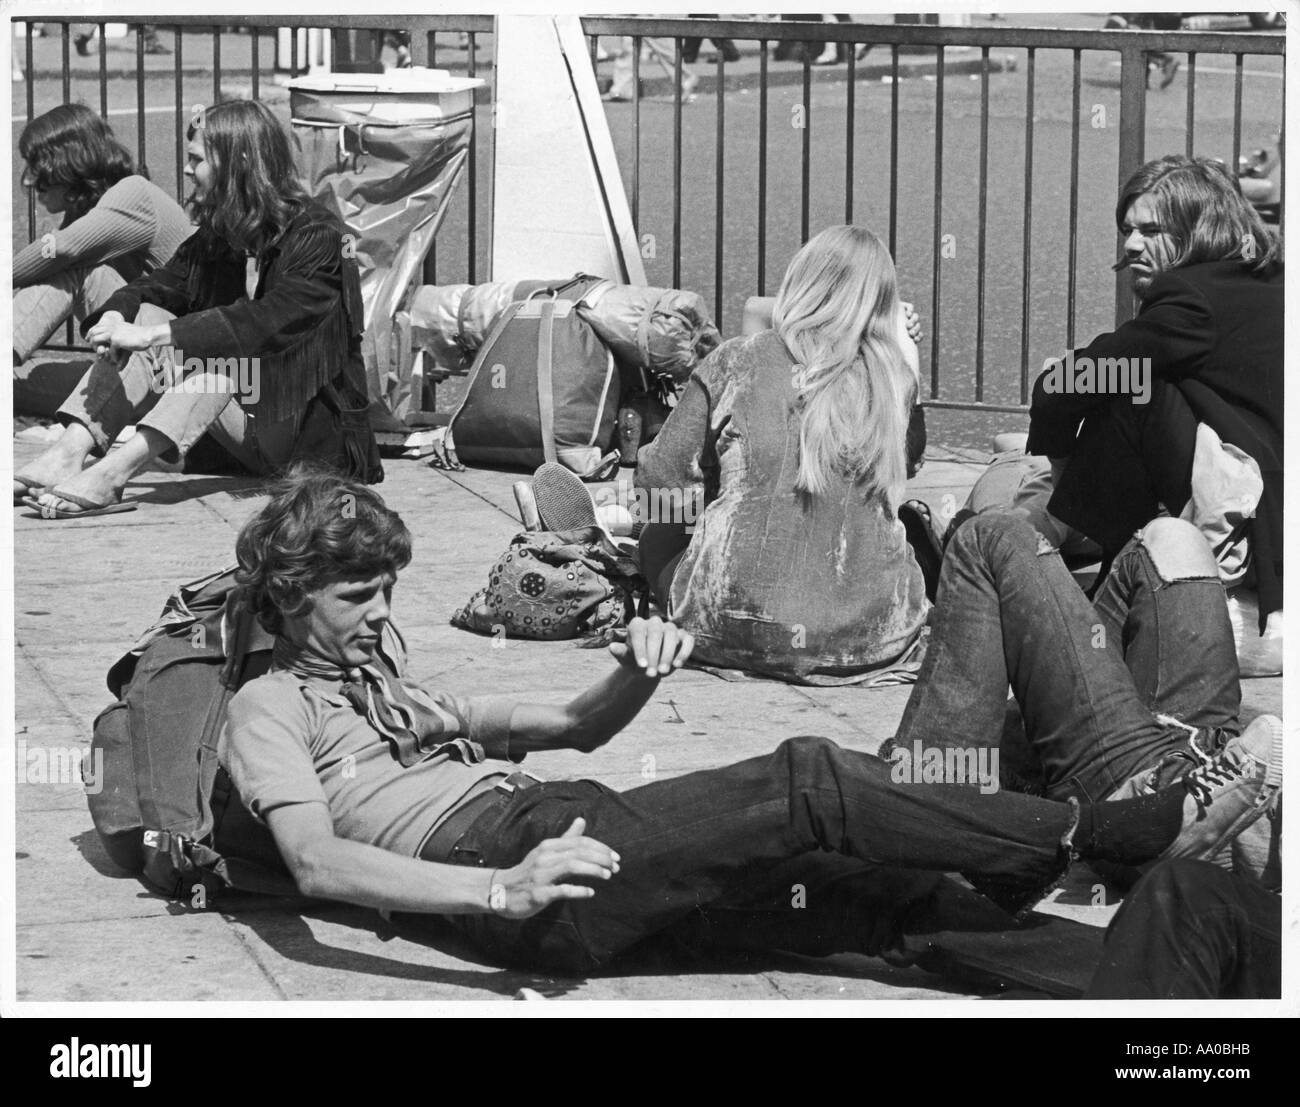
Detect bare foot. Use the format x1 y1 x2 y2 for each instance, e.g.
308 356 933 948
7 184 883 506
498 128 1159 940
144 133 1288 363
28 425 164 512
13 442 89 499
29 458 126 512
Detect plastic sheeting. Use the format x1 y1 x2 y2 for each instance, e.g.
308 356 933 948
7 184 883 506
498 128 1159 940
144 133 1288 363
291 72 481 428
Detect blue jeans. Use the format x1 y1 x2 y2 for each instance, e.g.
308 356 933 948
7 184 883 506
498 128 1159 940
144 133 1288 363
434 513 1235 973
436 735 1080 973
12 262 127 416
12 261 126 362
896 512 1239 801
1084 861 1279 999
55 304 299 471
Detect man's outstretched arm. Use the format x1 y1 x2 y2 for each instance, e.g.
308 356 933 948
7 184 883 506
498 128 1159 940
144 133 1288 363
502 615 695 756
267 802 619 919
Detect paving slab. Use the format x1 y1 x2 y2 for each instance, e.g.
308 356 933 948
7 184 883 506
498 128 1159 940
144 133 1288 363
8 432 1283 1005
16 914 286 1002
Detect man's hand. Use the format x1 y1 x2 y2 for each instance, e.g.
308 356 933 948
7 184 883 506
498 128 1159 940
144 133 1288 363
493 818 620 919
608 614 695 679
86 313 161 357
426 426 464 471
503 616 696 757
901 301 923 344
263 803 614 918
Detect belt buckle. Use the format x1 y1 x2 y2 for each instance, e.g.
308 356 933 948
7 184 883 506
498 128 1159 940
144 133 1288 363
495 771 537 797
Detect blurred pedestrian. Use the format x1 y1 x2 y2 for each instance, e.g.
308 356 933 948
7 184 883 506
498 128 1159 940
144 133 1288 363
604 31 698 102
1105 13 1181 88
680 14 739 64
73 23 170 57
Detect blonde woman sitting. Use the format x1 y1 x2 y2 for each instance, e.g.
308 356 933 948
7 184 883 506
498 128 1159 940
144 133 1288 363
634 225 929 684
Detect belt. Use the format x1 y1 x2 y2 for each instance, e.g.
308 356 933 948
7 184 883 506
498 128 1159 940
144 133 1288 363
418 771 540 863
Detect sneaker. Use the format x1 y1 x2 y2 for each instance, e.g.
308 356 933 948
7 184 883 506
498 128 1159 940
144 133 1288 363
531 461 599 531
1153 714 1283 866
1158 55 1181 89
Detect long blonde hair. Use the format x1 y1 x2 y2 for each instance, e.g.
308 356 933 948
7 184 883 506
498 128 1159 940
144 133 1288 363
772 225 916 508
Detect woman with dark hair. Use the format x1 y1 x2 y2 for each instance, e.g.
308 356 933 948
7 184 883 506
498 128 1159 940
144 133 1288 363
15 99 378 516
13 103 192 413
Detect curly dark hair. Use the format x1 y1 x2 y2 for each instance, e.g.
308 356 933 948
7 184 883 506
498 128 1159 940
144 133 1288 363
189 99 311 256
19 103 136 220
234 465 412 636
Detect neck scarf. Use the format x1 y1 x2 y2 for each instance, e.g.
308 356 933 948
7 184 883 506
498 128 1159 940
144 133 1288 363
272 637 479 768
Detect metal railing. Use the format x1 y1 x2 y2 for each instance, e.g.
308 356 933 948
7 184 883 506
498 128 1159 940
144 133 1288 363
14 15 492 291
12 15 1285 415
580 17 1284 414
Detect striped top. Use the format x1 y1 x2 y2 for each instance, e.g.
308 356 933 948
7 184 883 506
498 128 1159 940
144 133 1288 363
13 174 193 288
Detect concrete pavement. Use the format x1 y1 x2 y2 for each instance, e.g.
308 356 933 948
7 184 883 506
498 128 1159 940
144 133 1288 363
10 427 1282 1004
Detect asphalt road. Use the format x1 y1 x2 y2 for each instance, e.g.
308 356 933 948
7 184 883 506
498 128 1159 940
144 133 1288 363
11 16 1284 447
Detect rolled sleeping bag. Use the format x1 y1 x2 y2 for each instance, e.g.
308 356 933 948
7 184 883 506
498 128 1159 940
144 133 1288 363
407 279 564 371
577 283 721 386
407 283 472 372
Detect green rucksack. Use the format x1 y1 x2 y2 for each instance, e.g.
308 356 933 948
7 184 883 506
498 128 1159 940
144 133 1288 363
89 567 297 903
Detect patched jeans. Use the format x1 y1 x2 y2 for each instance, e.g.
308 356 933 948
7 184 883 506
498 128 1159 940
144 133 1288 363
896 511 1238 802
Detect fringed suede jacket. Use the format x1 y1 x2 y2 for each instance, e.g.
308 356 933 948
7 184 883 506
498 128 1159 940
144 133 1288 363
83 199 369 448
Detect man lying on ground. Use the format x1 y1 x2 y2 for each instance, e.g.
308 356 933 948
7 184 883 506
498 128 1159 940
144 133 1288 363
218 469 1280 976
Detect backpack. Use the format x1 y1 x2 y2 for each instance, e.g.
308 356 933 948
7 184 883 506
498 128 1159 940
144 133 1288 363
447 276 621 477
89 567 298 902
450 527 644 642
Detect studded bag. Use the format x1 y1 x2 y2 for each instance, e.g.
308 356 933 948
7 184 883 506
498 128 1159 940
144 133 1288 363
450 526 644 641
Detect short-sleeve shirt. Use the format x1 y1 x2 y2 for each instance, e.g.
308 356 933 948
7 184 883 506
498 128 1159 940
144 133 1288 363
220 664 520 858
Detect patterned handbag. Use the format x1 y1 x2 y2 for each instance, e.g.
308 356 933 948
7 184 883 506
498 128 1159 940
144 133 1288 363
451 527 644 642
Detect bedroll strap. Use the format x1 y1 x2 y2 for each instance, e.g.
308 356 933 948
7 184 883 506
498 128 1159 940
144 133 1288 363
537 299 558 464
